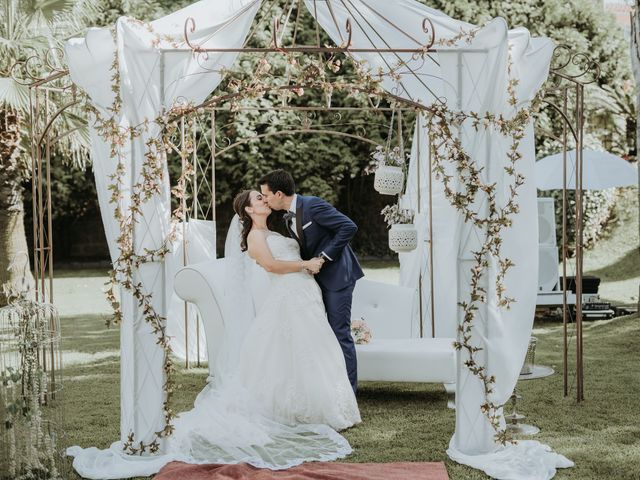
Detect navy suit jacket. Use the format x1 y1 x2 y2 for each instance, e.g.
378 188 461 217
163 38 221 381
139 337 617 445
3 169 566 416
288 195 364 292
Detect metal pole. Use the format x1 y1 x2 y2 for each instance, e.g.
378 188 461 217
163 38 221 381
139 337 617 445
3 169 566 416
575 83 584 402
428 130 435 339
193 120 201 367
45 89 54 305
416 114 424 338
562 87 569 398
37 91 46 304
41 88 49 402
29 89 40 302
45 89 56 400
181 117 189 370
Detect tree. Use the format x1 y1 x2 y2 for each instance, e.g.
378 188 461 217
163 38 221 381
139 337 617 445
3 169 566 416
0 0 101 305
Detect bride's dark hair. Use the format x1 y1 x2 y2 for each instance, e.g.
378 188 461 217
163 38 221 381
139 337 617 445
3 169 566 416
233 190 254 252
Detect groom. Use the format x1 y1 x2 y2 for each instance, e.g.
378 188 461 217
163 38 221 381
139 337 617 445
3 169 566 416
259 170 364 393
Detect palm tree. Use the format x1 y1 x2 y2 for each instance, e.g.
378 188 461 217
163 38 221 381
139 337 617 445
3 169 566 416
0 0 100 305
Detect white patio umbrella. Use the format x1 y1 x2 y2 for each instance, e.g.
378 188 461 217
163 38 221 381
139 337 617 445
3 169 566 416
535 149 638 190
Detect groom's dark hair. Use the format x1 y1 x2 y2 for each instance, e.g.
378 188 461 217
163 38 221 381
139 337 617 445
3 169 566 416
259 169 295 196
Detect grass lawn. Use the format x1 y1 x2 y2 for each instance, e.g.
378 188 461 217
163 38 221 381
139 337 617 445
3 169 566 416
56 311 640 480
564 188 639 305
48 190 638 479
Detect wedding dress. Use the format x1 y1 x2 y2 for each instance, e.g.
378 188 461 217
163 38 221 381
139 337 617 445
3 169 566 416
68 225 361 479
167 230 361 463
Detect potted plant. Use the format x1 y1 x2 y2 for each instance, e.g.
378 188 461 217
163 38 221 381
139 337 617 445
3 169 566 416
381 203 417 252
368 145 407 195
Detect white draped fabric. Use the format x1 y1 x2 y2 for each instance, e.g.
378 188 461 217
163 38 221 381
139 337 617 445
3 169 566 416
65 0 260 451
65 0 573 478
399 113 458 340
307 1 571 478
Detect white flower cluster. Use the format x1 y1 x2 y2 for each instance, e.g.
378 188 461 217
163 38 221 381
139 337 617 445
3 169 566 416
365 145 408 174
380 204 414 227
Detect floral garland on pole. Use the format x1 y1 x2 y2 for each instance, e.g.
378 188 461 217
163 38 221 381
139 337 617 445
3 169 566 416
86 26 198 454
425 52 539 444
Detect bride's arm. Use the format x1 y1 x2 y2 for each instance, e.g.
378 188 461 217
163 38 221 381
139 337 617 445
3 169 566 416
247 231 322 274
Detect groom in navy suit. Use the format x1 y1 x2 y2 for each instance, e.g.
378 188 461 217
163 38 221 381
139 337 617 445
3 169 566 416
259 170 364 393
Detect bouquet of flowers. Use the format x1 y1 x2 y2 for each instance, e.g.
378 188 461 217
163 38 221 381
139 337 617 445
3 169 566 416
351 318 372 345
381 204 414 227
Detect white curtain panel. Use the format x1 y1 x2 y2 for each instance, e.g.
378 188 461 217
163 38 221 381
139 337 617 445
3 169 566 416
307 1 570 478
399 113 459 340
65 0 260 452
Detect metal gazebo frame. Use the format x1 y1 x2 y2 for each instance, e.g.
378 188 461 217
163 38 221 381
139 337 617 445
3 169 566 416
16 1 596 407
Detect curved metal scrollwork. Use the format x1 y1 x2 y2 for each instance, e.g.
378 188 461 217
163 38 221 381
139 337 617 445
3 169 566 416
550 44 600 85
11 48 68 86
345 18 353 49
422 18 436 51
184 17 199 51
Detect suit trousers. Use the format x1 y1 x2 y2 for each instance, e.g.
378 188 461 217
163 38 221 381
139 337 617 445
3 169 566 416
320 282 357 393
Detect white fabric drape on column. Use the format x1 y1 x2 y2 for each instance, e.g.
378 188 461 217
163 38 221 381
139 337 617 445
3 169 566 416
399 113 459 340
64 0 260 472
307 1 572 478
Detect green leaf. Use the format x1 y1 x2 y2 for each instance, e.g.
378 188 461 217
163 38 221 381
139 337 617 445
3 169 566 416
22 0 75 22
0 77 30 110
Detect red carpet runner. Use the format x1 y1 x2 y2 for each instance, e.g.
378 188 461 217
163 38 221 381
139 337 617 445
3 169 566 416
155 461 449 479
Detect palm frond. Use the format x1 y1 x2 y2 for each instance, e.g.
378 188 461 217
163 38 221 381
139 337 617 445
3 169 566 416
0 77 30 110
20 0 75 24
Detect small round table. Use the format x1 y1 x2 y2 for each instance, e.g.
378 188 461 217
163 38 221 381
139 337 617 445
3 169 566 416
506 365 554 435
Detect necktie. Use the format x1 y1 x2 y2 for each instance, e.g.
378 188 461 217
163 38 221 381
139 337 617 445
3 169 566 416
283 211 297 239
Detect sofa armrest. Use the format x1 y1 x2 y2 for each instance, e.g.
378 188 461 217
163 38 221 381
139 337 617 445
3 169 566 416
174 259 227 376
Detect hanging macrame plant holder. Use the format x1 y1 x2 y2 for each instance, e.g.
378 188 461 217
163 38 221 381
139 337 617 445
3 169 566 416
373 109 405 195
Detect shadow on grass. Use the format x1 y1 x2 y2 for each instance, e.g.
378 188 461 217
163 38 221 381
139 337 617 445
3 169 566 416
358 382 448 404
586 248 640 282
61 314 119 354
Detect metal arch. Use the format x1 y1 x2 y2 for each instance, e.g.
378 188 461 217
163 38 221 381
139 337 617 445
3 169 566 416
540 99 578 142
540 43 601 404
216 127 384 156
20 16 602 407
36 100 82 147
172 83 430 123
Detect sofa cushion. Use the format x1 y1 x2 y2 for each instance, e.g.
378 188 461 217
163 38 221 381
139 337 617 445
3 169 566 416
356 338 456 383
352 279 418 339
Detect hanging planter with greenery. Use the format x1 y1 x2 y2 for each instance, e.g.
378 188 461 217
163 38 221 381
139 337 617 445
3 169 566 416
381 203 417 252
370 144 407 196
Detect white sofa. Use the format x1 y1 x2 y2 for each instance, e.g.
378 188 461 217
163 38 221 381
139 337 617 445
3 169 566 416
174 260 456 403
173 258 227 383
352 279 456 393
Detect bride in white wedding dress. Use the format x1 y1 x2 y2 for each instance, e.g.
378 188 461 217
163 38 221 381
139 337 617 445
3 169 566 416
167 190 362 463
68 190 360 479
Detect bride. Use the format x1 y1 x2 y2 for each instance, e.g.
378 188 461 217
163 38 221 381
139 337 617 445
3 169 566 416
166 189 361 467
68 190 361 479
